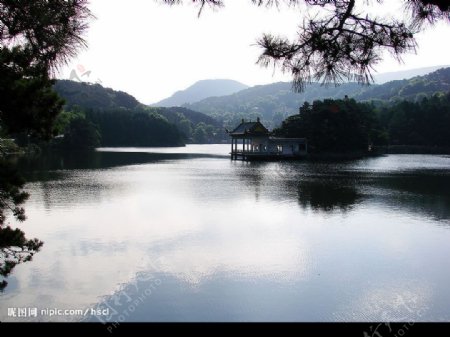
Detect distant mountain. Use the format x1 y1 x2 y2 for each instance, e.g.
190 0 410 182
54 80 141 110
185 67 450 129
185 82 364 129
153 79 249 107
373 65 450 84
355 67 450 101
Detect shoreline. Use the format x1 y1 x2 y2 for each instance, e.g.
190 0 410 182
374 145 450 155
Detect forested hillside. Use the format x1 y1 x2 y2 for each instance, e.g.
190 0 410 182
274 93 450 154
185 68 450 129
54 80 141 110
149 107 226 144
86 109 184 147
52 80 225 148
355 68 450 102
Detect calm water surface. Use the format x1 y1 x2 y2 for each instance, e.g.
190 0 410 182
1 145 450 322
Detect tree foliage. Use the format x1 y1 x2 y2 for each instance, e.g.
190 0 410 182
86 109 185 147
0 0 91 288
0 158 44 291
53 81 228 144
0 159 28 225
54 80 141 111
274 98 385 153
0 0 92 219
0 224 43 291
164 0 449 90
151 107 226 143
275 93 450 153
60 116 101 150
0 0 92 139
0 0 91 70
378 92 450 147
0 48 64 139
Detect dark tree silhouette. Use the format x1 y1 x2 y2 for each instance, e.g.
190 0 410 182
86 109 185 147
60 117 101 150
0 158 44 291
0 0 92 138
163 0 449 90
0 0 91 70
273 98 382 153
0 0 92 289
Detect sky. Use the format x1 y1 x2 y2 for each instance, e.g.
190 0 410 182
57 0 450 104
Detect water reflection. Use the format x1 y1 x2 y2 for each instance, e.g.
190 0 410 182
367 171 450 221
2 147 450 322
296 178 361 212
232 159 450 221
20 150 449 221
17 150 226 181
232 162 267 201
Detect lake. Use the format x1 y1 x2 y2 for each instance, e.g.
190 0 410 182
1 144 450 322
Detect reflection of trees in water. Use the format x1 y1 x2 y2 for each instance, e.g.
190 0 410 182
295 169 450 219
236 159 450 221
234 160 362 212
368 171 450 221
296 177 362 212
17 151 102 176
17 151 226 177
14 151 174 212
273 161 363 212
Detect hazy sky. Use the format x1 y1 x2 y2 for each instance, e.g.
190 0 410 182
57 0 450 104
